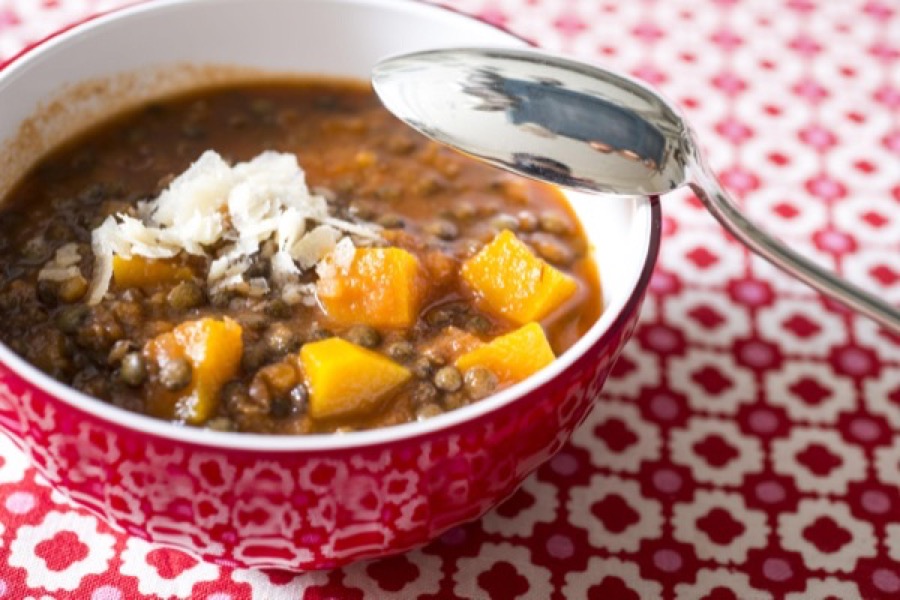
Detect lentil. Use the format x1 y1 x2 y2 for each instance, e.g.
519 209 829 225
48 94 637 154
55 305 89 334
241 343 268 372
424 219 459 241
463 366 498 400
386 340 415 362
107 339 133 365
465 314 493 335
416 403 443 420
539 211 573 235
289 384 309 414
412 356 435 379
58 275 88 303
376 213 405 229
223 381 263 417
265 322 300 355
160 357 192 391
205 416 235 432
517 210 539 232
410 381 440 407
167 280 205 310
264 298 292 319
434 366 462 392
344 324 381 349
449 201 476 221
532 237 575 266
36 280 58 306
120 352 147 386
491 213 520 232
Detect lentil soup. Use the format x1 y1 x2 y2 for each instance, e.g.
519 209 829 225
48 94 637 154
0 79 601 434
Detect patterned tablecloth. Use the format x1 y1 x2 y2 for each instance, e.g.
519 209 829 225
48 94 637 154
1 0 900 598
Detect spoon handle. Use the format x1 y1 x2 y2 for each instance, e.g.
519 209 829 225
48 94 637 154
687 159 900 334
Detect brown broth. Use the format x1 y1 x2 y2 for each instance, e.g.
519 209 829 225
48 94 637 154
0 79 602 434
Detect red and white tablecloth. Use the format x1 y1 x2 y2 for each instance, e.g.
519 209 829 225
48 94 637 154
1 0 900 598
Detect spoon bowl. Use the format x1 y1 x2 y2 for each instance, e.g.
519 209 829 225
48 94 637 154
373 47 900 333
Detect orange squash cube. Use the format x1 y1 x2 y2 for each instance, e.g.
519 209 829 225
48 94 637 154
300 337 412 420
143 317 243 424
461 230 577 325
317 247 423 328
455 322 555 384
113 255 194 289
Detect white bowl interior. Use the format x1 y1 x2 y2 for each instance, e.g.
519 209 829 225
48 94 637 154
0 0 655 450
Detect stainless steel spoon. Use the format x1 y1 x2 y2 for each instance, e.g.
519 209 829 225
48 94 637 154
372 47 900 333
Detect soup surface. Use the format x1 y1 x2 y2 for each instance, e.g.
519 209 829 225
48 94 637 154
0 79 601 434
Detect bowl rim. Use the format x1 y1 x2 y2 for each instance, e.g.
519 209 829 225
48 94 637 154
0 0 663 452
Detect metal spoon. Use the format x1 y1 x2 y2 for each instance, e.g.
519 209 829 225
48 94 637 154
373 47 900 333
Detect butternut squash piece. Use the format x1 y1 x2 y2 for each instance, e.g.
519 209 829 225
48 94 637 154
143 317 243 424
382 230 458 290
113 255 194 289
317 247 423 328
455 322 555 384
461 230 577 325
300 337 411 420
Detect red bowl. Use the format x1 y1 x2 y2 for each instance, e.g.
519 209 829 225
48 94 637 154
0 0 661 569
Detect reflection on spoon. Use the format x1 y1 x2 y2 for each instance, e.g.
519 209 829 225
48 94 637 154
467 69 666 170
372 47 900 333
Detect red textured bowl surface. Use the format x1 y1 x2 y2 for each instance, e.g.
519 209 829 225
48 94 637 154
0 0 661 569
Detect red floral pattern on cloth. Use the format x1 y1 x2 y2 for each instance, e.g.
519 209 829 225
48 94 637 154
1 0 899 597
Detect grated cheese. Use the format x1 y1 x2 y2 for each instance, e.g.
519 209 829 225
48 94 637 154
315 237 357 282
85 150 379 304
38 243 83 282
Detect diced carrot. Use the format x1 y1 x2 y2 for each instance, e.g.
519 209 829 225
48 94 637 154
300 337 411 420
143 317 243 424
455 322 555 384
461 230 577 325
317 247 423 328
113 255 194 289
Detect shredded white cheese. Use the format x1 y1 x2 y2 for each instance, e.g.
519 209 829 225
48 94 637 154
38 243 83 282
85 150 378 304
